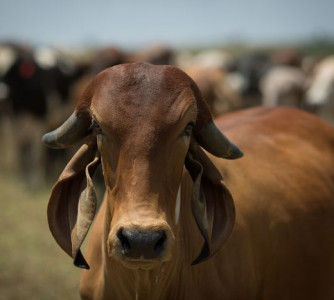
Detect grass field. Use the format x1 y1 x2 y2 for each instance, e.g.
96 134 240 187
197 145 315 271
0 172 81 300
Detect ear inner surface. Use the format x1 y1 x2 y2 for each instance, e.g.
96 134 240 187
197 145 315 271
185 143 235 265
47 138 100 269
71 155 100 269
185 153 211 262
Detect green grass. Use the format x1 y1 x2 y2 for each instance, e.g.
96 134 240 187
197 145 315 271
0 173 81 300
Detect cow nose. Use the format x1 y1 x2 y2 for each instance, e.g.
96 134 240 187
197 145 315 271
117 228 167 259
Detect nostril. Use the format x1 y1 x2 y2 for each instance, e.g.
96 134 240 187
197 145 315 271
116 228 168 259
117 228 131 254
154 231 167 254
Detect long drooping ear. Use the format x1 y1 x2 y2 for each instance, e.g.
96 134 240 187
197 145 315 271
47 137 100 269
185 142 235 265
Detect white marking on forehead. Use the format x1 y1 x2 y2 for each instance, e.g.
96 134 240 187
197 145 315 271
175 183 182 225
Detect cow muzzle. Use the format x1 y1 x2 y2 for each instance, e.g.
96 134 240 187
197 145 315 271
117 228 167 259
108 223 174 269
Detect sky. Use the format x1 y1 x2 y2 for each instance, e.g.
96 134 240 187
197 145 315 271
0 0 333 49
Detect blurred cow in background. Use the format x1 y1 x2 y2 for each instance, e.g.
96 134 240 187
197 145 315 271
127 43 174 65
304 56 334 125
176 49 235 70
0 44 14 115
0 42 87 187
270 48 302 67
90 47 126 75
184 66 242 117
69 46 126 108
1 39 333 190
260 65 307 107
3 43 48 117
227 52 271 100
226 49 308 109
176 49 241 117
0 43 48 188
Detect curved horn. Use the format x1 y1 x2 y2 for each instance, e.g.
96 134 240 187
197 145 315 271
195 122 243 159
42 112 91 149
187 76 243 160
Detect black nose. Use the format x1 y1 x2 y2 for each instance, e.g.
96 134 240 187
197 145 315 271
117 228 167 259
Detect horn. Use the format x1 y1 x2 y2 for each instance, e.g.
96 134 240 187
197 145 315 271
187 76 243 160
42 111 91 149
195 122 243 159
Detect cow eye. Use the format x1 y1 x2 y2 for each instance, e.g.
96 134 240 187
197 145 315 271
183 122 194 137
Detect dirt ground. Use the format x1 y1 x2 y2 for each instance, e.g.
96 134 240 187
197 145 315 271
0 172 81 300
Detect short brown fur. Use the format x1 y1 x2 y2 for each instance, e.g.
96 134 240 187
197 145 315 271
45 63 334 300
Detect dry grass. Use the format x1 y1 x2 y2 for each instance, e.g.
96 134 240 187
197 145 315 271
0 172 81 300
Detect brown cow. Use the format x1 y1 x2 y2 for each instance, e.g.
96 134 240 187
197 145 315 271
43 62 334 300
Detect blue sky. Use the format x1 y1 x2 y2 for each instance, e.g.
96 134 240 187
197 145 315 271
0 0 333 48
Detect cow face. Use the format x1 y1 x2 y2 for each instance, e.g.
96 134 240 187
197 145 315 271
43 62 242 269
90 69 197 268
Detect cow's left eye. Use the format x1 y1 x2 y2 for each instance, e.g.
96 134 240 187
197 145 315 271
183 122 194 137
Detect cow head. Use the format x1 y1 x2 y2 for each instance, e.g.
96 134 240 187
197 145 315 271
43 62 242 270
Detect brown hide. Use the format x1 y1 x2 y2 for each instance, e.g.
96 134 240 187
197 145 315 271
44 63 334 300
81 107 334 300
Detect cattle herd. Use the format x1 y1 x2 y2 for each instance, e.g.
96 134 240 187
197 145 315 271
0 41 334 189
2 41 334 299
1 41 334 189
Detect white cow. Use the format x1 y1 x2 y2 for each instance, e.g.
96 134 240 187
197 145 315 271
260 65 306 107
305 56 334 124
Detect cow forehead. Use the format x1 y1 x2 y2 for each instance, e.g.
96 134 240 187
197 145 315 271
91 63 197 133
